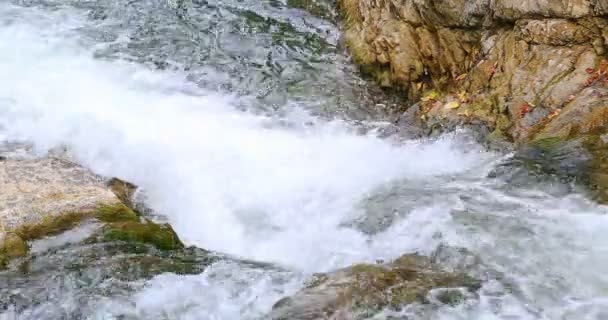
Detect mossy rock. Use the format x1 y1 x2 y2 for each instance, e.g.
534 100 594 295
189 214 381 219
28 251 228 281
530 136 566 152
347 256 480 309
91 203 183 251
107 178 138 208
107 247 212 281
269 254 481 319
287 0 336 21
14 211 92 241
0 233 28 269
520 133 608 202
434 288 468 306
95 203 140 223
101 220 183 251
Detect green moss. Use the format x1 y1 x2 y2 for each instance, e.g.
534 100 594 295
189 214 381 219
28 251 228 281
15 211 90 241
496 114 512 131
435 289 466 306
8 203 138 245
102 220 183 251
95 203 139 223
1 203 138 268
286 0 334 20
530 136 564 152
346 261 479 309
0 233 28 269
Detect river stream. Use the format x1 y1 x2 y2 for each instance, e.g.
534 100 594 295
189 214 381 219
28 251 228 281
1 1 608 319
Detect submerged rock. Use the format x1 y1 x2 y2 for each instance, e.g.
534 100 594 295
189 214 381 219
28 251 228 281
269 254 481 319
287 0 338 22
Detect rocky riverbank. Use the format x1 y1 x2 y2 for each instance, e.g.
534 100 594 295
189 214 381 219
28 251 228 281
339 0 608 199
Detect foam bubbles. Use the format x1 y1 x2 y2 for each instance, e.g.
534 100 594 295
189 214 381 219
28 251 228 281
0 3 489 272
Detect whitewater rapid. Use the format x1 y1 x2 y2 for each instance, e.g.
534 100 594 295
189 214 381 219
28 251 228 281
2 2 608 320
0 3 490 271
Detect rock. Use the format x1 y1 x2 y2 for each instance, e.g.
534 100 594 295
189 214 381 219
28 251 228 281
339 0 608 142
84 203 184 251
0 157 184 267
0 233 28 268
107 177 138 208
81 203 183 251
0 157 121 242
269 254 481 319
339 0 608 199
287 0 338 22
98 217 184 251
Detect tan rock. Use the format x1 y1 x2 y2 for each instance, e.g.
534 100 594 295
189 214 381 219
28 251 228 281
340 0 608 143
269 254 480 319
0 157 121 243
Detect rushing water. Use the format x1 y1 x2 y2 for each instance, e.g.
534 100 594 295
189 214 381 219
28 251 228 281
1 1 608 319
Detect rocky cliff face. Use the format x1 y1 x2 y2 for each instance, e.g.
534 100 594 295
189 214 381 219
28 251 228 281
340 0 608 140
340 0 608 199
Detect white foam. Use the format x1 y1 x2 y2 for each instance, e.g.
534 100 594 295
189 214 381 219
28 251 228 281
0 3 489 272
5 3 608 320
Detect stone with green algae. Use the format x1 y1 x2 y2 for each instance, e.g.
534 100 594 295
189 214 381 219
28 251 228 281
269 253 481 320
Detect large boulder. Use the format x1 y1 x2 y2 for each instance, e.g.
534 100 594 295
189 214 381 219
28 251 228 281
0 157 183 267
269 254 481 319
0 157 121 264
1 157 121 233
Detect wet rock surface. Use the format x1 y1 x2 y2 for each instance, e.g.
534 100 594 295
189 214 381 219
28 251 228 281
0 157 122 266
0 157 120 233
0 152 186 267
269 253 481 319
339 0 608 199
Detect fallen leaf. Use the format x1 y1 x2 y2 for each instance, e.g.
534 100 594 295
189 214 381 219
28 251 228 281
548 109 561 119
444 101 460 110
457 90 468 102
455 73 468 81
421 90 439 102
458 110 472 117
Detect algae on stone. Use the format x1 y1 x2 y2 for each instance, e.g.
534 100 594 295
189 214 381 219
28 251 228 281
89 203 184 251
269 254 481 319
0 233 28 269
0 157 122 265
95 203 140 223
101 220 183 251
0 157 185 268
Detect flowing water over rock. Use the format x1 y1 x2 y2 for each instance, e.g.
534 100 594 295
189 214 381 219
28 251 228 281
1 0 608 319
